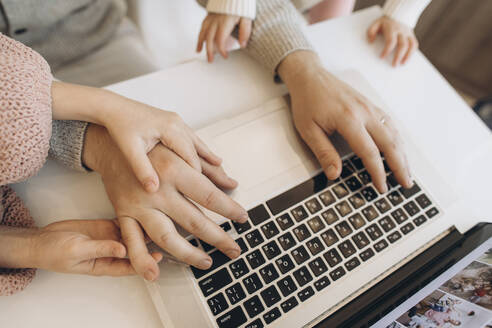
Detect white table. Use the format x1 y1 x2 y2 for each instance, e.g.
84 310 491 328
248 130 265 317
2 6 491 328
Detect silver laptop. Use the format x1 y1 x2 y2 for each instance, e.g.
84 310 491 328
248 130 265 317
145 71 469 328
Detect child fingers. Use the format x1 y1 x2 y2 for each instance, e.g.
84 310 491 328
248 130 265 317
393 34 409 66
215 19 236 58
206 23 218 62
238 18 252 48
367 20 382 43
381 29 397 59
120 141 160 193
161 133 201 172
81 239 127 260
191 132 222 166
402 36 418 65
197 19 211 52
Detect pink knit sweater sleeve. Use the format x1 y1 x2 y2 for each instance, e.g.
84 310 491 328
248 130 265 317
0 33 53 296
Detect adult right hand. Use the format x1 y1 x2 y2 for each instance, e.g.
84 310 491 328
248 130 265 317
82 124 248 281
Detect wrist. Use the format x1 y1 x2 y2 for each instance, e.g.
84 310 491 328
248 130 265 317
277 51 322 86
81 124 119 174
0 226 39 268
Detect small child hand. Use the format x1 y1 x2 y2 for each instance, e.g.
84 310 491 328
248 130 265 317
197 13 252 63
367 16 419 67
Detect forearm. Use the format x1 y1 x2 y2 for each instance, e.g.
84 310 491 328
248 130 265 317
0 226 38 269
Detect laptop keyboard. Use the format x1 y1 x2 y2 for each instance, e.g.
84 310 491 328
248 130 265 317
189 154 440 328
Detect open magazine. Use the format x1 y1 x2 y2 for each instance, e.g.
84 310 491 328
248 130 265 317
373 239 492 328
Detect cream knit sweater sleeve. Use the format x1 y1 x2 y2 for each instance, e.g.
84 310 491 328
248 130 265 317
207 0 256 19
383 0 432 28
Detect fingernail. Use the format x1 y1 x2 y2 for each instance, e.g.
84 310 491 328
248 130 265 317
239 213 249 223
226 249 240 259
381 183 389 194
144 270 155 281
407 178 414 188
199 258 212 270
326 164 337 179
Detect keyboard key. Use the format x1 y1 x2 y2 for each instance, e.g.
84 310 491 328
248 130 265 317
244 295 265 319
293 224 311 242
233 220 251 234
426 207 439 218
248 204 271 226
360 248 375 262
275 254 295 274
348 193 366 209
277 276 298 297
321 229 339 247
291 205 309 222
375 198 391 214
341 160 356 178
361 186 378 202
330 267 346 281
314 276 331 291
293 266 313 286
324 248 343 267
245 319 264 328
220 222 232 232
416 194 431 209
278 232 296 251
391 208 408 224
387 173 399 188
352 231 370 249
281 296 299 313
260 221 280 239
261 285 282 307
308 216 325 233
298 286 315 302
191 249 230 279
335 200 353 217
403 201 420 216
345 257 361 271
263 307 282 324
245 229 264 248
321 208 339 225
319 190 336 206
259 263 280 284
413 215 427 226
401 222 415 235
348 213 366 230
225 283 246 305
306 237 325 256
262 240 281 260
200 240 214 252
333 183 349 199
374 239 389 252
387 231 402 243
216 306 247 328
291 245 310 264
365 224 383 241
335 221 353 238
387 191 404 206
350 155 364 170
246 250 266 269
358 170 372 185
235 237 248 254
199 268 233 297
243 273 263 294
230 258 249 279
379 216 396 232
399 183 421 199
345 176 362 191
208 293 229 316
276 213 294 230
338 240 357 258
266 173 330 215
361 205 379 222
309 257 328 276
305 198 322 214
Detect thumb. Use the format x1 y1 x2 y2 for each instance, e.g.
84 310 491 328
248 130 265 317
367 20 382 43
81 239 127 260
120 140 160 193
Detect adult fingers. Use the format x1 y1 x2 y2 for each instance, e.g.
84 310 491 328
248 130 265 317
215 19 236 58
161 131 201 172
79 239 127 260
137 208 214 269
393 34 409 67
299 123 341 180
201 158 238 190
367 19 382 43
174 165 248 223
161 192 241 260
88 257 136 277
119 216 161 281
338 119 388 193
190 130 222 166
402 36 418 65
366 114 413 188
381 29 397 59
238 19 252 48
119 139 159 193
206 23 218 63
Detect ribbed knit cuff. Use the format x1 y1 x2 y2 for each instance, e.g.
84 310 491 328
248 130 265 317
382 0 432 28
49 120 90 172
207 0 256 19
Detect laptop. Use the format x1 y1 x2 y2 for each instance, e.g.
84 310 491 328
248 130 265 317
145 71 471 328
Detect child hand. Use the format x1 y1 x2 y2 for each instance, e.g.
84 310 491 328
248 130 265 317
367 16 419 67
197 13 252 62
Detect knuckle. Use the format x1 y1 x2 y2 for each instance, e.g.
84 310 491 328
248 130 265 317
189 218 207 236
204 189 220 208
159 229 175 247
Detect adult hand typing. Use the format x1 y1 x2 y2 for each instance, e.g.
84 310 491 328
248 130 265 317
82 124 248 281
278 51 413 193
